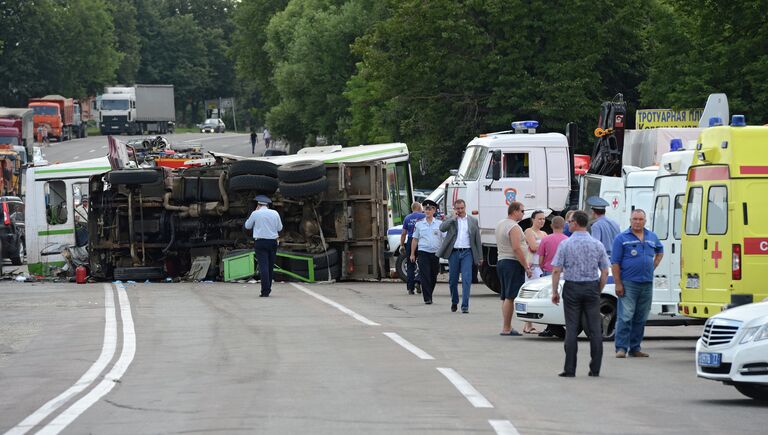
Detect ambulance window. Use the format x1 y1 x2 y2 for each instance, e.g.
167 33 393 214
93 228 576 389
685 187 702 235
458 146 486 181
45 181 68 225
652 195 669 240
706 186 727 235
673 194 684 240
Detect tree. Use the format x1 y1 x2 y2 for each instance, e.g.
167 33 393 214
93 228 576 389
107 0 141 84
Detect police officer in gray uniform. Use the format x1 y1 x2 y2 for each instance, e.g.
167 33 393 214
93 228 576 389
244 194 283 297
587 196 621 256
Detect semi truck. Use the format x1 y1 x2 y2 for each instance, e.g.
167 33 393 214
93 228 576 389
28 95 78 142
99 85 175 135
0 108 34 154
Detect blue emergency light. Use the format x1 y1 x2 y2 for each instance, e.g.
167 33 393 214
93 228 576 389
731 114 746 126
511 120 539 130
708 117 723 127
670 138 683 151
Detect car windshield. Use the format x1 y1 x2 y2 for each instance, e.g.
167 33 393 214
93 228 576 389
101 99 129 110
31 106 58 116
0 136 19 145
204 119 219 125
456 145 487 181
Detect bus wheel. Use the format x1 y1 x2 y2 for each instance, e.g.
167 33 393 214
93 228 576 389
479 262 501 293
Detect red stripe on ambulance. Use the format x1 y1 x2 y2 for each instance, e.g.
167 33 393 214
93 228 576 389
743 238 768 255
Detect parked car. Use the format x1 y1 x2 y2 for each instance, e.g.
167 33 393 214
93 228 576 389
696 300 768 401
200 118 225 133
0 196 25 266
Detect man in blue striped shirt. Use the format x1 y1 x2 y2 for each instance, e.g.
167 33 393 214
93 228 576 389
551 210 610 378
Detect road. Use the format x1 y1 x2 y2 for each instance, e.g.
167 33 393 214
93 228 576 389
39 132 261 165
1 280 764 434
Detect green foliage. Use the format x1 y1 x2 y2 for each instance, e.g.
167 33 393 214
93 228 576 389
107 0 141 84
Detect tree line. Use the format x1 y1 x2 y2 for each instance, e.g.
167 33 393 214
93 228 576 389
2 0 766 186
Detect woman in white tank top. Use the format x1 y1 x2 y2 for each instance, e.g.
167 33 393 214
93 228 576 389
521 210 548 333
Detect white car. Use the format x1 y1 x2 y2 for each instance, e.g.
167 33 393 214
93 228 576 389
200 118 225 133
696 300 768 401
514 273 693 340
514 275 616 339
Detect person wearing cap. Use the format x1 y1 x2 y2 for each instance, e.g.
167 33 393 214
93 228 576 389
244 194 283 297
587 196 620 255
438 199 482 313
400 202 425 295
410 199 443 304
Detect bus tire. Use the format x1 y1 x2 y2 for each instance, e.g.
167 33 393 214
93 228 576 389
278 176 328 198
228 174 279 194
229 160 279 178
277 160 325 183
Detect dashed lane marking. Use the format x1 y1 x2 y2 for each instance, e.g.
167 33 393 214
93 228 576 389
290 283 379 326
437 367 493 408
489 420 521 435
383 332 434 360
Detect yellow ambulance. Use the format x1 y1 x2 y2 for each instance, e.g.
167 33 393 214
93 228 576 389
680 115 768 318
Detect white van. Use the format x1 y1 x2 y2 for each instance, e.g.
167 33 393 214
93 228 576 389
25 157 111 275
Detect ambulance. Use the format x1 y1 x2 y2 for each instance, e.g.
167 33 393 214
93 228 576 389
680 115 768 318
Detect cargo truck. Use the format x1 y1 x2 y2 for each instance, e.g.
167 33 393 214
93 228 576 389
0 108 34 155
99 84 175 135
28 95 75 142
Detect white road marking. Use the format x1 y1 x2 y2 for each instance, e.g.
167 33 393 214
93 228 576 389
489 420 521 435
182 134 242 143
290 283 380 326
4 285 117 435
101 145 107 149
72 156 79 160
383 332 434 360
37 284 136 435
436 367 493 408
88 149 95 153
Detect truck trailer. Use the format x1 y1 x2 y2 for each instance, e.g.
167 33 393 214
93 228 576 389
99 85 175 135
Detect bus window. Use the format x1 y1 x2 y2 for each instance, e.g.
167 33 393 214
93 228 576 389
652 195 669 240
673 194 684 240
706 186 727 235
685 186 702 235
387 162 412 225
45 180 68 225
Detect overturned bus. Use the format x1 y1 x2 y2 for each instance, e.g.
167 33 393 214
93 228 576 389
84 143 413 282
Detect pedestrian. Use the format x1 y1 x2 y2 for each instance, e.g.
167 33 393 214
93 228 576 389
438 199 482 313
36 125 44 144
263 127 271 148
611 209 663 358
410 199 443 304
551 210 610 377
587 196 621 255
535 215 569 338
537 216 568 277
520 210 548 333
401 201 425 294
562 210 576 237
244 194 283 297
250 129 257 154
495 201 529 336
42 125 49 146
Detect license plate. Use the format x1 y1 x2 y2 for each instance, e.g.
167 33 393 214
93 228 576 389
515 302 527 313
698 352 721 367
686 277 699 288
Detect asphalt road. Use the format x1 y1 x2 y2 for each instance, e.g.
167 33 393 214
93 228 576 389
39 132 263 165
1 280 764 434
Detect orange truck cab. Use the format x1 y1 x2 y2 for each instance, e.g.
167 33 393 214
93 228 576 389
28 95 75 142
679 115 768 318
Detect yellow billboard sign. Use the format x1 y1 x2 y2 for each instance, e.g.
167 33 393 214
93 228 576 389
636 108 704 129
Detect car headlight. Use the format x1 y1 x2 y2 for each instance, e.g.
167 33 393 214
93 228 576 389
534 282 561 299
740 323 768 343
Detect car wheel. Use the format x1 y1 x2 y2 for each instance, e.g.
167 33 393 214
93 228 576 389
550 325 566 339
395 252 408 282
229 160 279 178
228 174 279 194
277 160 325 183
582 297 617 341
281 249 339 272
479 262 501 293
113 266 165 281
278 176 328 198
11 240 23 266
734 383 768 401
106 169 161 185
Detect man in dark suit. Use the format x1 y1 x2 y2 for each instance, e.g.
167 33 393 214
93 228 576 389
438 199 483 313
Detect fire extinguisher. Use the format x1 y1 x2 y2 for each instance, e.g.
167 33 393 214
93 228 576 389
76 265 88 284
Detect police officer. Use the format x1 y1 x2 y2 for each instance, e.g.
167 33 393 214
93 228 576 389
244 194 283 297
587 196 620 255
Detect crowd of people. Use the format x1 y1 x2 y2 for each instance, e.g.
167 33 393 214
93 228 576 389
402 196 664 378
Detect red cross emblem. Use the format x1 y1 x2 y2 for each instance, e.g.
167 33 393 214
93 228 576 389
711 241 722 268
612 197 619 209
